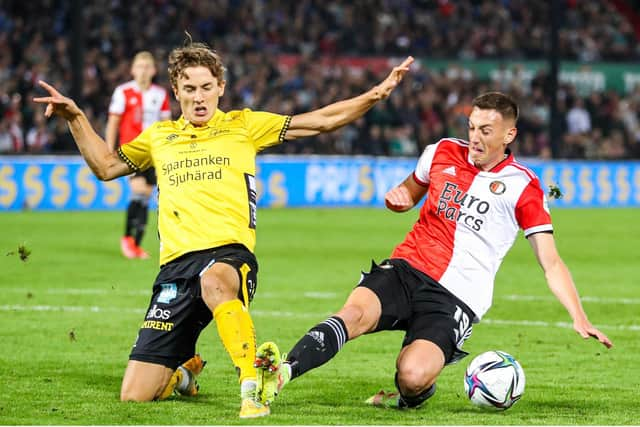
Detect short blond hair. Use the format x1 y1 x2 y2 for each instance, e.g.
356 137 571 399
132 51 155 65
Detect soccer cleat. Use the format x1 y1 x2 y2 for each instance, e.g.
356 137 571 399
176 354 207 396
120 236 138 259
366 385 436 409
135 245 150 260
239 397 270 419
254 341 289 405
365 390 403 408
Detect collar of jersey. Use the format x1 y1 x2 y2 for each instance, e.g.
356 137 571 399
177 109 225 130
466 148 514 173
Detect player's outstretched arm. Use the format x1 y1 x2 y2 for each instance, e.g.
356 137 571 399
105 114 122 153
285 56 414 140
528 232 613 349
33 81 131 181
385 173 428 212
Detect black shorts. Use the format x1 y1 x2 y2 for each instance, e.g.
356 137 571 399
129 244 258 369
132 167 157 186
357 259 476 365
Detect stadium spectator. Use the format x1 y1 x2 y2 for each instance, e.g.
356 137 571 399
253 92 613 411
25 110 54 153
105 51 171 260
33 39 413 418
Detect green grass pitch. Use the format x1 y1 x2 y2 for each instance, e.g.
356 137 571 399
0 207 638 425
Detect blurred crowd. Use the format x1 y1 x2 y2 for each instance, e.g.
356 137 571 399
1 0 640 158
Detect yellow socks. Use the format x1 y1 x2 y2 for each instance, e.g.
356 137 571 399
157 369 182 400
213 299 257 383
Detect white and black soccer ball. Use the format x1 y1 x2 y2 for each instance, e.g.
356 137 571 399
463 350 525 410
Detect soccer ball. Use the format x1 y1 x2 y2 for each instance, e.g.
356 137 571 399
463 350 525 410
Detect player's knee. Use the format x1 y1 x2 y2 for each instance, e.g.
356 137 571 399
396 364 437 396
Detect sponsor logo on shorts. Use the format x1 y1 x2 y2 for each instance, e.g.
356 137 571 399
157 283 177 304
147 304 171 320
142 320 174 331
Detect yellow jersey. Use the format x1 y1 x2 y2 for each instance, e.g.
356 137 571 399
118 108 291 265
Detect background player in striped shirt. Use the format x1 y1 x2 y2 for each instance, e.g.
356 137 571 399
105 51 171 259
254 91 613 412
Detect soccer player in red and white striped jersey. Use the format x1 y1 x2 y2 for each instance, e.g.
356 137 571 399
254 91 613 412
106 51 171 259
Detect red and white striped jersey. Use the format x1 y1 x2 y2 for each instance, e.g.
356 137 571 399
391 138 552 320
108 80 171 145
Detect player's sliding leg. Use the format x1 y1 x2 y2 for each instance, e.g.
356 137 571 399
213 299 270 418
255 315 349 405
365 377 436 409
255 286 382 406
366 335 448 409
254 341 290 405
201 261 269 418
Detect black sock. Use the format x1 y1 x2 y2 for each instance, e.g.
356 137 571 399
125 200 142 237
287 316 348 380
134 202 148 245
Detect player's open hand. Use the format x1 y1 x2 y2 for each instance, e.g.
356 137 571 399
385 185 414 212
574 319 613 349
377 56 414 100
33 81 82 121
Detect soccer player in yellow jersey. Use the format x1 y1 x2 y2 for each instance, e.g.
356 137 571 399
34 41 413 418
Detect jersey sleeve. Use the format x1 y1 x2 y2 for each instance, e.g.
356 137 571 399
117 124 154 171
515 178 554 237
241 109 291 151
108 86 125 116
413 142 439 186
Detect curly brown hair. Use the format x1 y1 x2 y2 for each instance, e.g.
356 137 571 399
168 41 226 88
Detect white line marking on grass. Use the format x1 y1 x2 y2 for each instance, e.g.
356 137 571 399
501 294 640 305
483 318 640 331
1 304 638 332
252 309 331 319
302 292 338 299
256 291 339 300
0 304 144 314
4 287 149 296
7 288 638 305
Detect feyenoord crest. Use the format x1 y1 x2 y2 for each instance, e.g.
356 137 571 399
489 180 506 195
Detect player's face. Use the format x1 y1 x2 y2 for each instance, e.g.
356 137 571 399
131 58 156 85
173 66 226 126
467 107 517 171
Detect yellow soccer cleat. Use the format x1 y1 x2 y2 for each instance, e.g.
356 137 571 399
176 353 207 396
239 397 270 419
254 341 290 405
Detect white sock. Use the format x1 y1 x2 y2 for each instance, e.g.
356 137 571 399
241 379 257 399
176 366 191 392
282 362 292 380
